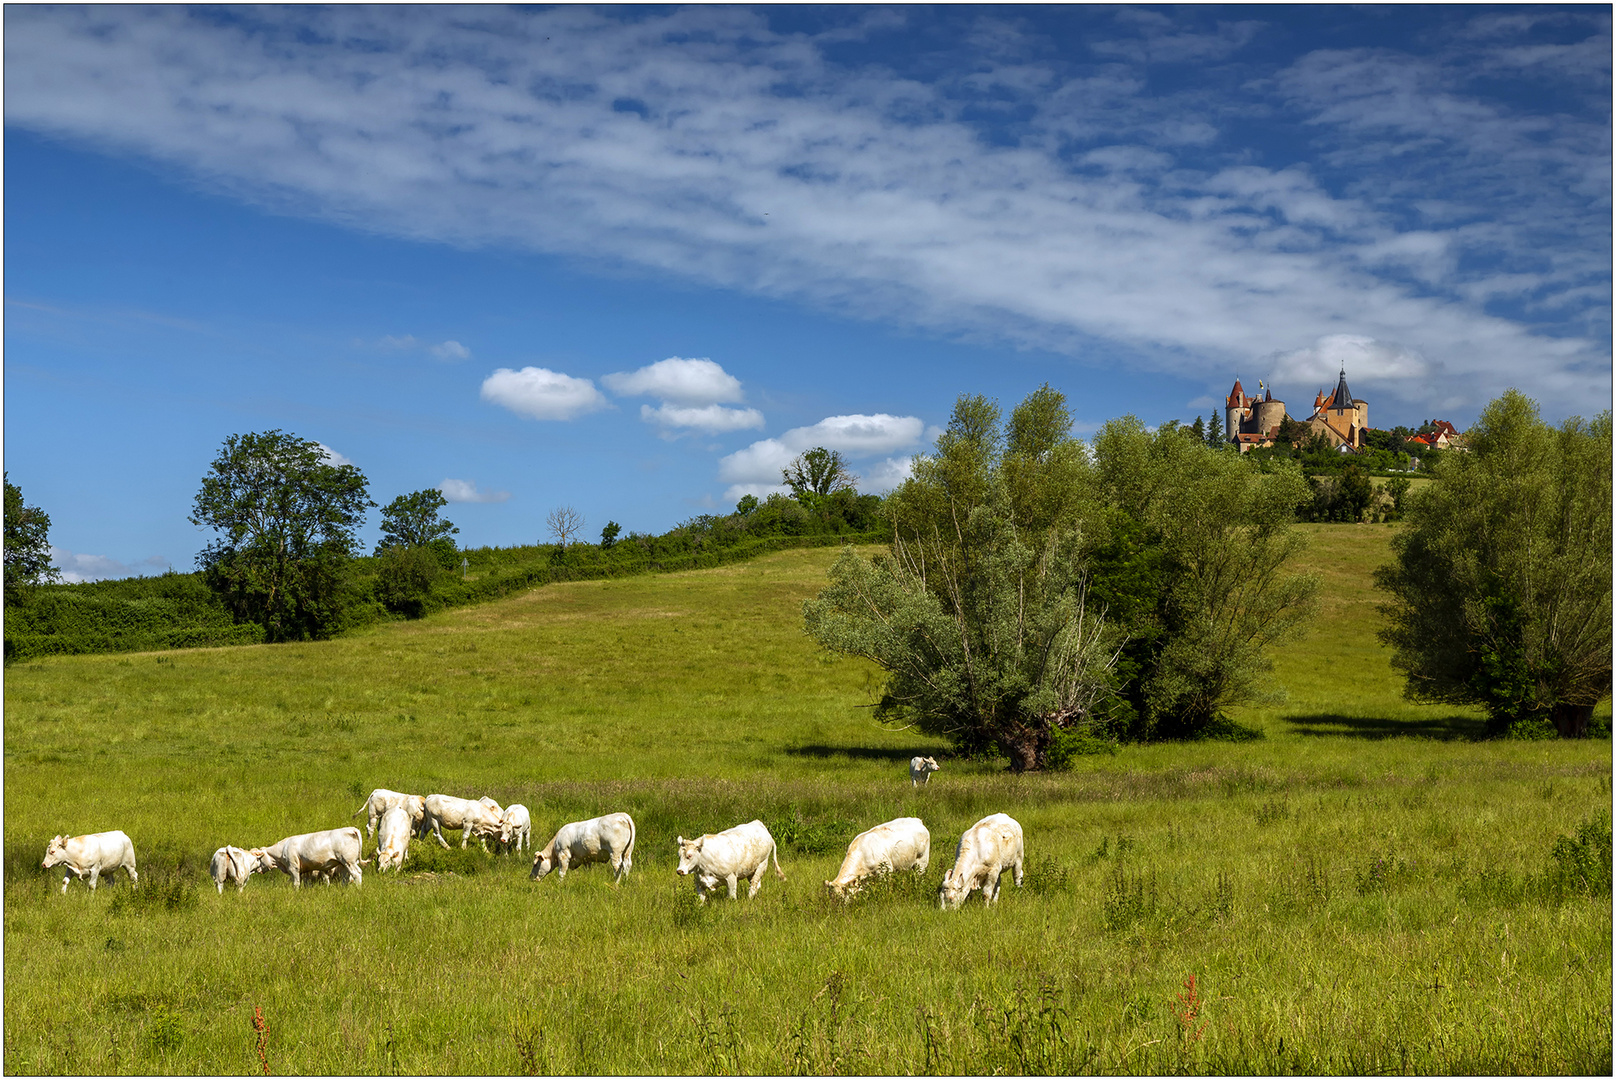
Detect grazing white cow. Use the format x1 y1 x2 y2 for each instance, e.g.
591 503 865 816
42 831 139 894
209 845 261 894
530 813 636 883
375 806 413 873
909 756 940 787
422 794 503 851
351 789 426 839
938 813 1024 910
250 827 364 888
825 817 931 900
674 820 784 902
498 804 532 855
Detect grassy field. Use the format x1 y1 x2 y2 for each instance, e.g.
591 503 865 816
4 524 1610 1075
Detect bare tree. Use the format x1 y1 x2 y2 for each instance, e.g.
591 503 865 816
546 505 586 547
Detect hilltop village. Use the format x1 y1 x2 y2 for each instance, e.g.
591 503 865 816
1222 367 1463 457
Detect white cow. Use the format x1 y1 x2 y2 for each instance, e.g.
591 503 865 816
909 756 940 787
375 806 413 873
825 817 931 900
250 827 365 888
938 813 1023 910
478 795 503 814
42 831 139 894
498 804 532 855
530 813 636 883
351 789 426 839
209 845 261 894
422 794 503 851
674 820 784 902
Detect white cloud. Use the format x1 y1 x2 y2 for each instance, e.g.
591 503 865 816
858 456 916 493
640 403 765 433
718 413 926 491
49 546 168 584
603 357 745 405
439 478 511 504
480 366 609 421
316 442 354 467
1267 334 1431 387
377 334 418 350
430 340 470 361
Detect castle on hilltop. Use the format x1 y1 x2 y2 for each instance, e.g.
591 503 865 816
1225 368 1368 452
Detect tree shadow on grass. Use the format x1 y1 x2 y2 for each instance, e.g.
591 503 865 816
1286 713 1488 742
784 744 946 762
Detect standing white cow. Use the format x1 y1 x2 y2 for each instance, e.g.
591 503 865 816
250 827 365 888
422 794 503 851
209 845 261 894
351 789 426 839
42 831 139 893
938 813 1023 910
375 806 413 873
530 813 636 883
674 820 784 902
824 817 931 900
909 756 940 786
498 804 532 855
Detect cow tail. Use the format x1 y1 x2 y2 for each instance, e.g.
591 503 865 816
772 839 786 880
350 798 367 820
625 816 637 873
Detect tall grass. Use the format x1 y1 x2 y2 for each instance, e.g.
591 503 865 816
4 533 1610 1074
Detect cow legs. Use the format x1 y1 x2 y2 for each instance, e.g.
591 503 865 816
61 872 72 895
1012 857 1023 889
87 867 102 892
432 824 451 850
747 865 766 899
725 873 740 900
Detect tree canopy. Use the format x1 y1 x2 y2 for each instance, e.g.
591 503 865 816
376 489 458 553
191 430 372 641
783 447 856 502
1374 390 1612 737
4 473 59 600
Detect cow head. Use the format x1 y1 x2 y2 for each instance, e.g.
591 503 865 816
824 878 859 902
42 835 67 869
938 868 968 911
674 835 705 876
247 847 277 873
529 851 554 881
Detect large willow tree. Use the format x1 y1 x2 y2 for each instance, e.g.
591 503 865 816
1375 391 1612 737
804 388 1318 768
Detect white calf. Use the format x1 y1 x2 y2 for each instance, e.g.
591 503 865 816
825 817 930 900
350 789 426 839
209 845 261 894
42 831 139 893
530 813 636 883
909 756 940 786
675 820 784 902
938 813 1023 910
375 806 413 873
498 804 532 855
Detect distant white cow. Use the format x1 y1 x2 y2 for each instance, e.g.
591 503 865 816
209 845 261 894
909 756 940 787
375 806 413 873
530 813 636 883
675 820 784 902
42 831 139 894
250 827 364 888
498 804 532 855
825 817 930 900
938 813 1023 910
350 789 426 839
422 794 503 851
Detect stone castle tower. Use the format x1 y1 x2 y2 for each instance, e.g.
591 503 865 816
1223 368 1368 452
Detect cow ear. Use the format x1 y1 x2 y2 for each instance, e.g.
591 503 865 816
675 836 684 846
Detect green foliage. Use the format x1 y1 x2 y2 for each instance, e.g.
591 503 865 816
374 544 445 619
375 489 458 553
4 572 264 662
191 430 374 642
783 446 855 503
1543 813 1613 899
4 473 59 600
600 521 622 549
1375 390 1612 737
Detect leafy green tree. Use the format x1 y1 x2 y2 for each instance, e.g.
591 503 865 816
600 521 622 549
1383 476 1412 519
1277 415 1311 449
1375 391 1612 738
376 489 458 554
4 473 59 601
805 387 1119 771
1206 411 1224 447
191 430 373 641
734 494 760 516
783 447 856 505
1337 463 1373 522
1090 417 1318 739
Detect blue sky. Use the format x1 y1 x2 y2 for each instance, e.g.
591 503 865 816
5 5 1610 581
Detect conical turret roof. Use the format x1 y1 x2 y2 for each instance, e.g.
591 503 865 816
1331 368 1354 411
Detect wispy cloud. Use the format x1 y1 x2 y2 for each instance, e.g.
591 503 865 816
49 545 168 584
439 478 510 504
316 442 354 467
5 6 1607 416
480 367 609 421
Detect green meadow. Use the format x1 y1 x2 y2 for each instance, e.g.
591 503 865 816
4 525 1610 1075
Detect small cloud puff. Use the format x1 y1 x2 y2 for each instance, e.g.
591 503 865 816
439 478 511 504
430 340 471 361
640 403 765 434
481 366 609 421
316 443 355 467
369 335 470 360
603 357 744 405
1267 334 1430 386
718 413 926 500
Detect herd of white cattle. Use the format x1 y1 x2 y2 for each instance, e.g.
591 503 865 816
40 756 1026 910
